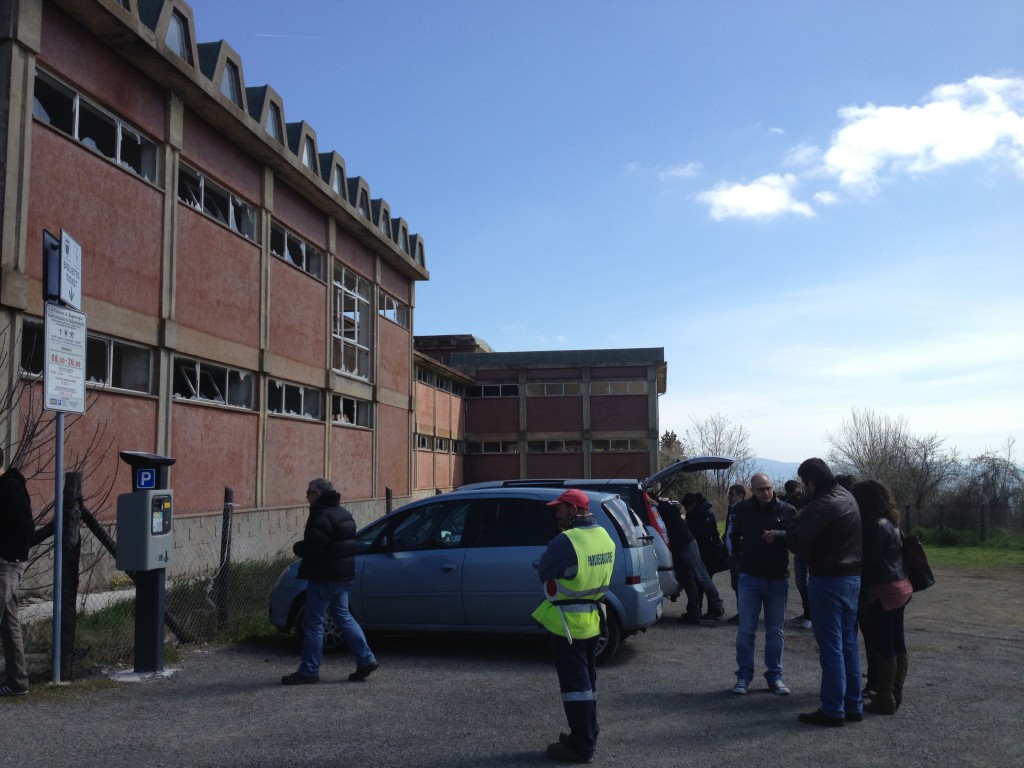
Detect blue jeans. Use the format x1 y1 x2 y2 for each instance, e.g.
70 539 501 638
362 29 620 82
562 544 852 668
793 554 810 619
735 573 788 683
808 575 863 718
298 579 375 676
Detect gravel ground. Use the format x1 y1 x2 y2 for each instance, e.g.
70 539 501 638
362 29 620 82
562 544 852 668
1 564 1021 768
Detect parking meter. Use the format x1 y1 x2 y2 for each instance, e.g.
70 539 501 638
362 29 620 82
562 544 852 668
116 451 175 673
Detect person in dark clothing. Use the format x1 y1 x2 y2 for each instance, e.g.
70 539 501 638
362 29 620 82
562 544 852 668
728 474 796 695
853 480 912 716
681 493 727 616
658 499 723 624
783 479 812 629
281 478 378 685
0 447 34 697
723 484 746 623
789 458 863 727
534 488 615 764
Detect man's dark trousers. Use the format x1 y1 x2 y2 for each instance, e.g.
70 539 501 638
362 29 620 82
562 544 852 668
551 633 599 758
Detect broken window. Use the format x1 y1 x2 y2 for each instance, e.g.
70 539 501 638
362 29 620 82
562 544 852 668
270 221 324 279
34 69 158 184
173 356 253 408
331 394 372 427
378 292 410 329
332 263 372 380
177 162 257 240
32 71 74 133
269 379 323 420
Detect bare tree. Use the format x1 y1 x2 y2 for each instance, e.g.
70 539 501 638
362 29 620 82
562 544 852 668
827 408 961 521
902 433 961 521
680 413 755 495
827 408 910 490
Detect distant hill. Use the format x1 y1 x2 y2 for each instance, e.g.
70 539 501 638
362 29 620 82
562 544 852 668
752 458 801 483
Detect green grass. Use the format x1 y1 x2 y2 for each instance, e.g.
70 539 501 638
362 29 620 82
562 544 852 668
23 556 292 682
912 527 1024 569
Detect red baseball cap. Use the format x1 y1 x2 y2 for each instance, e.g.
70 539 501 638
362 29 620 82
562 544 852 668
546 488 590 510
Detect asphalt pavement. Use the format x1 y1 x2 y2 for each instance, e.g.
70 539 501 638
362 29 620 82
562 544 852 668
1 564 1021 768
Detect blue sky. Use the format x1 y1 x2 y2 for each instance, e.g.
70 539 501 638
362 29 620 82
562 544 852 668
198 1 1023 462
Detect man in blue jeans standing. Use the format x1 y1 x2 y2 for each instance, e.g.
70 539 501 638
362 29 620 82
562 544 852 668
282 478 378 685
788 458 863 726
728 474 796 695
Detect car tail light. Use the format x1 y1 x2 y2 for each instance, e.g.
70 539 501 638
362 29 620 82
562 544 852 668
626 575 641 585
643 492 670 543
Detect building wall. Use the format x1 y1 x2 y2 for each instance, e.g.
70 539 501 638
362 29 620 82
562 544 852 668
2 0 428 524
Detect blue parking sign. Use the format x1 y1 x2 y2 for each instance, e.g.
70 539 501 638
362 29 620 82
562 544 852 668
137 468 156 489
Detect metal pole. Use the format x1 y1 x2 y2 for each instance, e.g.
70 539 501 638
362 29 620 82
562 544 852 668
52 412 64 684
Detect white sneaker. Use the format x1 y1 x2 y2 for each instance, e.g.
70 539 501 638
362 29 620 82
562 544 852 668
731 678 749 695
801 619 812 629
768 678 791 695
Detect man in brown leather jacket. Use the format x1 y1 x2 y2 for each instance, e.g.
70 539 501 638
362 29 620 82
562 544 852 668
788 458 863 726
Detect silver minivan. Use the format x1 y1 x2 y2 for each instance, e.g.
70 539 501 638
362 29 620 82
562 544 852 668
268 486 663 663
459 456 736 604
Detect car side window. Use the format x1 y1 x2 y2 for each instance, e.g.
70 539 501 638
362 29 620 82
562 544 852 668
389 500 472 551
471 498 558 548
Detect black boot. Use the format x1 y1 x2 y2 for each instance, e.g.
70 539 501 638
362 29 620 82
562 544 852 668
893 653 909 711
864 657 896 715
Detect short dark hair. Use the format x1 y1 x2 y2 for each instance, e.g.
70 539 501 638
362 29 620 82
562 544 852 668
797 458 835 491
835 474 857 491
784 479 800 494
728 484 745 497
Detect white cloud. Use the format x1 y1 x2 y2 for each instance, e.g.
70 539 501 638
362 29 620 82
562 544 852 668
659 162 702 181
813 190 839 205
783 142 822 168
824 75 1024 191
696 173 814 220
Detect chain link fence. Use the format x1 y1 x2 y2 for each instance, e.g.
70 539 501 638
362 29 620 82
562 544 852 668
10 497 314 682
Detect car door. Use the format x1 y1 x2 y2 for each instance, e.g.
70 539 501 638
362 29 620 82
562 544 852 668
462 496 560 628
356 498 472 628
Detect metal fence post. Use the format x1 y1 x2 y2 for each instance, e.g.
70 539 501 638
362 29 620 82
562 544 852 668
217 487 233 629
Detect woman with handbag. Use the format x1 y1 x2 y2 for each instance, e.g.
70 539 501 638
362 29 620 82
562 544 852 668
852 480 913 715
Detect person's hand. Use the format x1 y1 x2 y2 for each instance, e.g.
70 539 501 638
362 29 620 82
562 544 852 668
761 530 776 543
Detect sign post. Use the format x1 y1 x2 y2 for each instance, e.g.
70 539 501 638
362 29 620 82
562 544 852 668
41 229 87 684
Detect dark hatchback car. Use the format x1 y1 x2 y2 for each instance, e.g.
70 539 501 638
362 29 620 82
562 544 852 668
269 486 663 664
459 456 736 602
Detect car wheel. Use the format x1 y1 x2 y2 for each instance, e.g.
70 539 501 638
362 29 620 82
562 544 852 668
595 608 622 665
293 602 348 652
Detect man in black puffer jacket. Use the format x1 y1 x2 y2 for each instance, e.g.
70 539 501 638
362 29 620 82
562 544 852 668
281 478 379 685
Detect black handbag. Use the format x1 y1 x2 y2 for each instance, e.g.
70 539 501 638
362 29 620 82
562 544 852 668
902 532 935 592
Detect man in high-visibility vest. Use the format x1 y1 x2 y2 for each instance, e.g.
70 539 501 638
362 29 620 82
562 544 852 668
533 488 615 764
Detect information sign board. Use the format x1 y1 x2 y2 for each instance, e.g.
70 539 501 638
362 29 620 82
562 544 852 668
43 302 87 413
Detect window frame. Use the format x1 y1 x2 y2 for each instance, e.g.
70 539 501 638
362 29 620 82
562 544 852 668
332 263 372 381
331 393 372 427
270 221 324 280
173 356 255 410
268 378 323 421
177 161 257 240
33 69 159 184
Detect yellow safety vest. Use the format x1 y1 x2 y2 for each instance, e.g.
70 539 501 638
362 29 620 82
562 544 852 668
533 526 615 640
